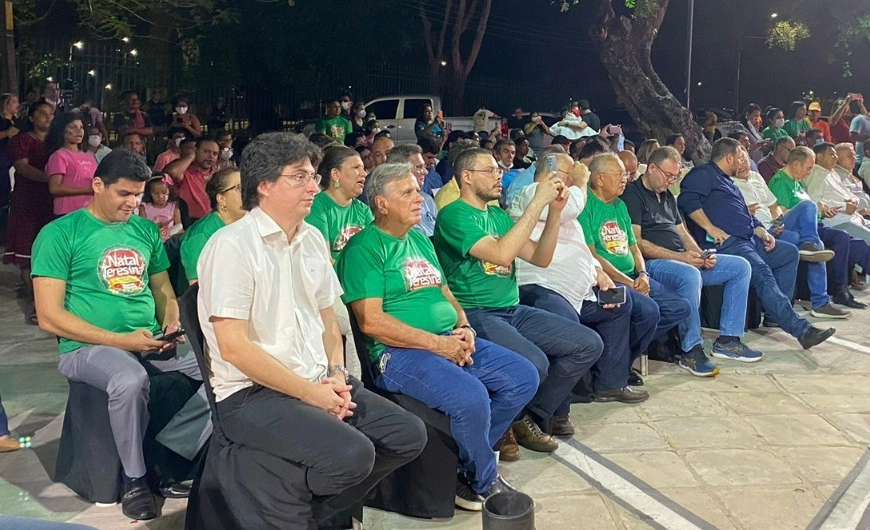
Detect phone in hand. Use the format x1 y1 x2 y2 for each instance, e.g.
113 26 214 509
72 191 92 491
598 286 627 306
141 328 186 360
547 155 558 172
608 124 621 135
770 216 784 229
699 249 717 260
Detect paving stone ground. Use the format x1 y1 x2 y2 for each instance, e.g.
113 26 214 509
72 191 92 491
0 262 868 529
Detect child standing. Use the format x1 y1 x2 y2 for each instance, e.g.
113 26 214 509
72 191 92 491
138 177 182 241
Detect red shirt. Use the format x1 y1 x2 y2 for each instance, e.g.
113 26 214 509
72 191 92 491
177 165 213 219
831 118 852 145
758 154 784 183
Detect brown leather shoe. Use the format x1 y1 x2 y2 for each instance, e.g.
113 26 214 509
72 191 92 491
594 387 650 404
496 428 520 462
551 415 575 436
0 436 20 452
511 415 558 452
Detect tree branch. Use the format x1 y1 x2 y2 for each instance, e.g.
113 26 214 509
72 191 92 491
463 0 491 77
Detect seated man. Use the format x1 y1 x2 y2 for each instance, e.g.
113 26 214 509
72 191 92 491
386 144 438 236
622 146 763 368
766 146 862 312
32 150 202 521
834 143 870 209
579 154 697 374
805 142 870 243
434 148 603 455
165 138 220 222
758 136 795 182
677 138 835 349
417 136 444 195
198 133 427 527
434 139 480 210
508 153 656 413
337 163 538 510
504 145 568 208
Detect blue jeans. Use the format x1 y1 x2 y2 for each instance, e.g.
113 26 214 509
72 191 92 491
376 339 538 494
466 305 602 423
643 278 693 345
780 200 823 247
619 286 664 361
718 236 811 339
647 255 751 351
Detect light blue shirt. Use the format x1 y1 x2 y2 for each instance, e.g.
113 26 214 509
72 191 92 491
505 162 537 207
414 193 438 237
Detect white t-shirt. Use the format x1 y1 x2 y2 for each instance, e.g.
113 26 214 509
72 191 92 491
730 171 778 228
508 184 600 311
197 207 341 402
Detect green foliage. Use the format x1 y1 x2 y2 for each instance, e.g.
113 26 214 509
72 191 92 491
559 0 655 19
766 21 811 51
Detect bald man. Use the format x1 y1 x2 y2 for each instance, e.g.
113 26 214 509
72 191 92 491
619 150 639 181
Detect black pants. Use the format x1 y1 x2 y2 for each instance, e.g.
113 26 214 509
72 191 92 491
216 376 427 528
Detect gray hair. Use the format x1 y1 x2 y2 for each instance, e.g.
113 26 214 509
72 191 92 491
534 153 572 181
647 146 681 169
786 145 814 166
239 132 322 210
387 143 423 164
367 163 415 216
588 153 622 189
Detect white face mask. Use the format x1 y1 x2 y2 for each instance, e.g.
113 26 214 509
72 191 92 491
774 118 785 128
174 137 184 148
220 147 233 160
358 110 366 119
87 135 102 147
175 106 188 115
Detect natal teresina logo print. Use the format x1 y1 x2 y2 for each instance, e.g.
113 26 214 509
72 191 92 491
600 220 628 256
481 233 512 277
402 258 442 291
99 247 147 296
333 225 363 253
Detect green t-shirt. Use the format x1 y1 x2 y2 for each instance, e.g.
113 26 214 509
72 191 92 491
315 116 353 143
579 192 637 276
783 118 811 139
433 200 519 309
336 224 458 362
762 127 790 143
306 193 374 261
180 211 225 282
31 209 170 354
767 169 813 210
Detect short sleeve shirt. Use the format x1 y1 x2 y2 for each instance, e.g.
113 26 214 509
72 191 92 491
31 209 169 354
305 194 374 261
579 192 637 276
852 115 870 165
315 116 353 143
337 225 457 362
180 211 225 282
433 200 519 309
768 169 811 210
731 172 778 227
762 127 790 144
783 118 811 139
621 179 685 253
177 165 213 219
45 149 98 215
197 209 341 402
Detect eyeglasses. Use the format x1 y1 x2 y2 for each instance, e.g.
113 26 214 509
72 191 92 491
651 165 680 182
468 167 505 177
280 173 321 187
220 184 241 193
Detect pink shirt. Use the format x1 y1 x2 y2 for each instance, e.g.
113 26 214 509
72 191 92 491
177 165 213 219
45 149 98 215
153 149 180 173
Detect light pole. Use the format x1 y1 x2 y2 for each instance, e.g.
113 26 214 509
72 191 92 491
734 36 767 112
685 0 694 110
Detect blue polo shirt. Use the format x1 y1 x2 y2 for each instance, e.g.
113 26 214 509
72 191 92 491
677 161 761 247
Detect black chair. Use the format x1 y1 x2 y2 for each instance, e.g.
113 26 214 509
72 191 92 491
347 306 459 520
55 373 199 504
179 285 356 530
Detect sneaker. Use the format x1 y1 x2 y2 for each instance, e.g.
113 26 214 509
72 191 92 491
594 387 650 403
551 415 575 436
511 415 558 453
799 326 835 350
798 242 835 262
711 339 764 363
810 303 852 319
455 477 485 511
122 476 157 521
496 428 520 462
677 346 720 377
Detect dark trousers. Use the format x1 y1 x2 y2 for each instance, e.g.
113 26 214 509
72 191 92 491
819 225 851 291
467 305 602 423
642 278 692 347
216 377 427 528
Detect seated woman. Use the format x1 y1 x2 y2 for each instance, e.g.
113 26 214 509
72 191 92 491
179 168 245 285
414 104 444 143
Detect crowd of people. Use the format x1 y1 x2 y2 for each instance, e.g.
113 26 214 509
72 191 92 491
0 85 869 527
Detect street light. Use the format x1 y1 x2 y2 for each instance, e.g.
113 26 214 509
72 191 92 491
440 60 447 67
87 69 96 77
121 37 130 43
129 49 138 57
104 83 112 90
73 41 84 50
770 13 778 19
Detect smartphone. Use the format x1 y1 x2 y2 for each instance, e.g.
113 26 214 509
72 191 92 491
598 286 627 306
140 328 185 360
157 328 186 343
770 216 784 229
608 124 621 135
547 155 558 172
699 249 717 259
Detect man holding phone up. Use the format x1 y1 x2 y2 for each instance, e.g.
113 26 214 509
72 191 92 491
32 150 202 520
623 147 763 374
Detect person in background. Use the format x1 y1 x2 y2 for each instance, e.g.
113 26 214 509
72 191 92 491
851 96 870 167
807 102 832 143
350 102 368 133
702 112 722 144
112 90 153 142
143 88 170 129
121 132 147 159
214 129 236 171
207 96 228 132
356 145 374 173
758 136 795 183
339 94 354 119
739 103 771 161
386 144 438 236
417 136 444 193
415 104 445 143
473 105 499 135
138 177 182 241
153 127 187 174
665 134 692 169
170 95 202 138
3 101 54 324
762 107 790 148
84 126 111 164
783 101 811 143
636 139 660 166
45 113 97 216
317 101 354 144
0 94 23 208
831 94 865 145
578 100 601 132
179 168 244 285
164 138 220 222
523 112 552 153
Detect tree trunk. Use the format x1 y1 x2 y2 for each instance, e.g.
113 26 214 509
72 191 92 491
0 0 18 95
588 0 710 162
450 70 467 115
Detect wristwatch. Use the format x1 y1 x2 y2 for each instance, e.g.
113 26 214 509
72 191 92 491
327 364 350 381
456 324 477 337
637 271 650 278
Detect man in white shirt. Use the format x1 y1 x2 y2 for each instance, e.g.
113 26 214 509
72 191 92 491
508 154 657 410
833 143 870 209
805 142 870 243
197 132 426 527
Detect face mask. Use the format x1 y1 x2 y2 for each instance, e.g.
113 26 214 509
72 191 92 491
572 108 581 117
774 118 785 128
87 135 102 147
341 101 352 111
371 127 381 134
220 148 233 160
815 138 825 146
174 137 183 148
175 106 188 115
358 110 366 119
